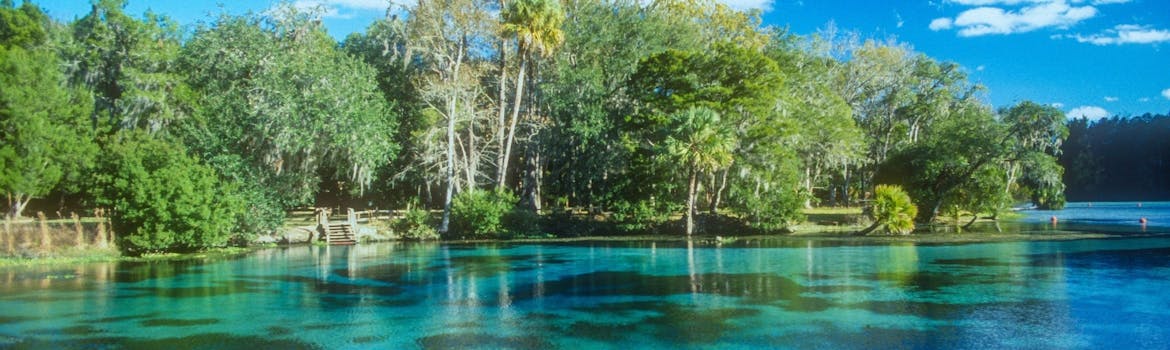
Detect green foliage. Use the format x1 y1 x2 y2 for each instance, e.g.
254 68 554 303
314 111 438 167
502 0 565 58
395 205 439 241
503 208 543 238
665 107 736 175
179 9 398 207
871 185 918 235
68 0 188 132
1020 153 1066 209
450 190 518 238
0 1 48 49
877 105 1006 222
0 43 96 218
93 132 245 255
944 166 1010 218
610 199 676 234
727 161 806 232
1000 101 1069 209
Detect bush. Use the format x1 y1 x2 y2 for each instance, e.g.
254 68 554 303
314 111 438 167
610 199 674 233
504 208 543 238
395 205 438 240
93 133 246 255
871 184 918 235
450 189 517 238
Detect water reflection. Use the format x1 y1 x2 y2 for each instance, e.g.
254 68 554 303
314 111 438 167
3 237 1170 348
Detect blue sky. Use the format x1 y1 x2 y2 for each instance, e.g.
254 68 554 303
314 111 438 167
28 0 1170 119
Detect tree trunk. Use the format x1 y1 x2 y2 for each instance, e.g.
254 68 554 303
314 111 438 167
441 36 467 234
804 166 814 209
6 193 30 220
962 214 979 229
441 98 456 234
711 168 728 214
499 56 528 190
686 168 697 236
495 36 509 188
467 114 477 191
521 140 542 211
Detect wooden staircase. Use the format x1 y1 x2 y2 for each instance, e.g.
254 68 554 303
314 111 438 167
324 223 356 245
317 208 358 245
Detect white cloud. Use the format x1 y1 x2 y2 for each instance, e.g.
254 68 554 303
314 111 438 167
947 0 1130 5
1163 88 1170 100
946 1 1098 37
291 0 393 18
715 0 775 11
1052 102 1065 108
1139 97 1151 102
1104 96 1118 102
976 65 986 71
930 18 955 30
1066 105 1109 120
1069 24 1170 45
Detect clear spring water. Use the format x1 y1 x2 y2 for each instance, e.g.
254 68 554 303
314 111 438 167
2 203 1169 349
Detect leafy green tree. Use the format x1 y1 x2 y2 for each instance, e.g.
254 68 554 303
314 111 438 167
765 30 863 208
343 17 429 207
179 9 397 224
68 0 188 132
93 132 245 255
450 189 517 238
540 0 680 212
0 7 96 219
877 104 1007 222
999 100 1068 209
865 184 917 235
405 0 494 232
665 107 735 235
500 0 565 209
0 0 48 49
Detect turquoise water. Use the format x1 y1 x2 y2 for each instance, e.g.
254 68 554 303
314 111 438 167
3 204 1170 349
4 239 1170 349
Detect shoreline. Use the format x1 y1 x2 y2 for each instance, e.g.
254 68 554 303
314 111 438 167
4 225 1163 268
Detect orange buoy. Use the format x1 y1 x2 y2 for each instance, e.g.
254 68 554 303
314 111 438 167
1140 218 1148 224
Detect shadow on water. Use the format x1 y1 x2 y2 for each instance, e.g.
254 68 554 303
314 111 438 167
512 271 835 311
1027 246 1170 270
417 332 552 350
565 301 761 345
0 333 321 350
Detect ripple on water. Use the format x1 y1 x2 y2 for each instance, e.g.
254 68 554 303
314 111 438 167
0 333 321 350
416 332 553 350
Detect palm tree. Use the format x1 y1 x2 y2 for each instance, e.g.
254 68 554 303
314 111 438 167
863 184 918 235
498 0 565 192
666 107 736 235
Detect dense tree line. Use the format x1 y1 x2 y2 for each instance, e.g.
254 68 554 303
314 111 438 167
1 0 1073 252
1062 114 1170 202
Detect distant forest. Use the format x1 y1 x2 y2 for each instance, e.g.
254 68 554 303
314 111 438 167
1062 113 1170 202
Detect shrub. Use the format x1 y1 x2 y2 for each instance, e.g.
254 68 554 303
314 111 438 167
610 199 674 234
504 208 543 238
450 189 517 238
93 132 246 255
871 184 918 235
395 205 438 240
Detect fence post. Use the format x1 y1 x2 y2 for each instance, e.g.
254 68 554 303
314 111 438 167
37 212 51 251
3 217 10 254
95 208 108 249
73 212 84 247
347 208 357 237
